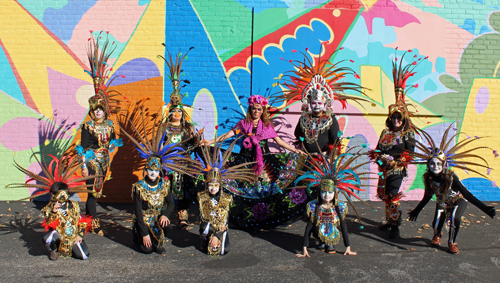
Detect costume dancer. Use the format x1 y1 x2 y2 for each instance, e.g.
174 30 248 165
407 125 496 254
276 48 368 155
295 139 373 257
195 136 256 255
370 52 420 239
8 153 98 260
159 49 201 230
203 95 306 230
77 34 122 235
119 106 201 254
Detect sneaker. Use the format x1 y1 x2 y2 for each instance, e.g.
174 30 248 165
326 245 336 254
388 226 401 239
317 243 326 251
379 223 391 231
49 250 59 261
156 247 167 255
448 243 460 254
431 232 442 246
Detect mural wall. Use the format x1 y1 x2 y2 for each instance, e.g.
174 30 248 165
1 0 499 202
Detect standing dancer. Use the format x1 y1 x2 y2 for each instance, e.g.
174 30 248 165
295 139 373 257
203 95 305 230
7 153 98 260
407 125 496 254
370 52 421 239
77 33 122 235
159 48 201 230
196 136 256 255
118 106 201 254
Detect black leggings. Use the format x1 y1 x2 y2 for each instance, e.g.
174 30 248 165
200 222 230 255
432 198 468 244
43 230 90 259
385 174 403 197
85 167 97 219
133 224 165 254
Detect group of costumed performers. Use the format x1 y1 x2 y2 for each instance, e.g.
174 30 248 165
370 52 419 239
77 34 123 236
407 125 496 254
8 153 98 260
294 139 373 257
159 48 202 230
118 106 201 254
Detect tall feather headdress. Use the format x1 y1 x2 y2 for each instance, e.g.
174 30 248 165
118 104 201 175
7 152 98 201
409 124 492 178
293 138 375 219
275 47 371 114
85 31 122 118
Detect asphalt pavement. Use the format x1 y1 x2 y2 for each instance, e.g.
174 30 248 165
1 200 499 283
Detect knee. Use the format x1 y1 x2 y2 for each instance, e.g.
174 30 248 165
141 245 154 254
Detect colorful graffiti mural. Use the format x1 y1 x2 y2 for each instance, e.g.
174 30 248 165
1 0 499 202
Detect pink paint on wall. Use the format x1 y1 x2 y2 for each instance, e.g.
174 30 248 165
362 0 420 35
67 0 147 64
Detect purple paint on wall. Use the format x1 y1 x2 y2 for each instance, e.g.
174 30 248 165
109 58 161 86
475 86 489 114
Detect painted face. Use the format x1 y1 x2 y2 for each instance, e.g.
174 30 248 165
250 104 263 120
146 169 160 181
170 108 183 121
391 113 403 129
320 190 335 202
93 107 105 120
309 92 325 114
208 182 220 195
428 158 443 175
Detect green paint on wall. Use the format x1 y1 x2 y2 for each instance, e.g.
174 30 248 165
17 0 68 21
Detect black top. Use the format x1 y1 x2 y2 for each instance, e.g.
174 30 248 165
302 218 350 248
294 116 339 154
81 127 116 150
134 177 174 238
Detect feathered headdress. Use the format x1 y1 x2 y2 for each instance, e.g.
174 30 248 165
388 50 427 133
409 124 492 178
85 31 122 118
293 138 374 218
196 133 256 184
275 47 371 115
118 105 201 175
158 46 194 123
6 152 98 201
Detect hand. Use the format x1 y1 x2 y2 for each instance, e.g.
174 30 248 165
75 236 83 245
81 167 89 177
344 246 357 256
209 236 220 249
159 216 170 227
52 202 62 213
201 140 213 146
143 235 152 248
486 206 496 218
408 209 419 221
294 149 306 156
295 247 310 258
220 224 227 232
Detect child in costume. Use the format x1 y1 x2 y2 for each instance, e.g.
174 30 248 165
295 139 373 257
78 33 123 235
196 136 256 255
407 125 496 254
8 153 98 260
119 106 201 254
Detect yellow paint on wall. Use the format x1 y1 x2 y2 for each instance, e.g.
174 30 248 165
359 0 379 10
0 1 90 118
456 78 500 182
112 0 166 80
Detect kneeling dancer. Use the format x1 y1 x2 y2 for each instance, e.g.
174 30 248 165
407 125 496 254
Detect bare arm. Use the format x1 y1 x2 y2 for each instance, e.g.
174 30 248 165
204 130 235 145
273 137 305 155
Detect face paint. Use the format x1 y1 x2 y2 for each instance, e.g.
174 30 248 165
208 182 220 195
171 108 183 121
428 158 443 175
309 91 325 114
94 107 105 120
391 113 403 129
147 169 160 181
320 190 335 202
250 104 263 120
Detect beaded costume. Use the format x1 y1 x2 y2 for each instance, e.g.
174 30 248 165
408 125 496 253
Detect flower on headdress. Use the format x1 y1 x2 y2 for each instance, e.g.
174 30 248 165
289 188 307 205
251 203 270 220
248 95 269 107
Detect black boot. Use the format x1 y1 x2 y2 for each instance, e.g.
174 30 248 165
388 225 400 239
379 223 391 231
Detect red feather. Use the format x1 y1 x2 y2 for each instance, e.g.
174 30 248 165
41 219 60 232
79 215 93 235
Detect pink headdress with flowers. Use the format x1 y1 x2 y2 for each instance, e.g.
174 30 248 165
248 95 269 107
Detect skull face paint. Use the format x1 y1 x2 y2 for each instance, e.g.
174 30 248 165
428 158 443 175
320 190 335 202
147 169 160 182
93 107 105 120
309 90 326 114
